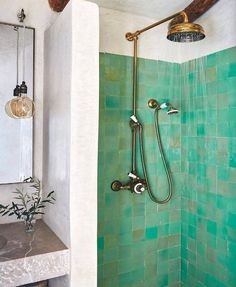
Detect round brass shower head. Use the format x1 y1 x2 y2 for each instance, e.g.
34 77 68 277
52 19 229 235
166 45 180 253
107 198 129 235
167 11 205 42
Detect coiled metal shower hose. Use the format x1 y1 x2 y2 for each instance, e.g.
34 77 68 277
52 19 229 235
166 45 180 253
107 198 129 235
138 108 173 204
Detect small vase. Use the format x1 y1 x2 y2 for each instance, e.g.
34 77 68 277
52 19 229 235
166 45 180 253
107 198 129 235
24 215 36 233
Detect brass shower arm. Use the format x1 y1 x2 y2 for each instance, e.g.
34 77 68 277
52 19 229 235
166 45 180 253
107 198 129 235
126 11 188 41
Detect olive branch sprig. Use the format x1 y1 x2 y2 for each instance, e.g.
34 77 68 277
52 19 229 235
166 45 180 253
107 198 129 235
0 177 55 221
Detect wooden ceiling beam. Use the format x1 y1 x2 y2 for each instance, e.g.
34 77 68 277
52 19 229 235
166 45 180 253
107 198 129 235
48 0 70 12
170 0 219 27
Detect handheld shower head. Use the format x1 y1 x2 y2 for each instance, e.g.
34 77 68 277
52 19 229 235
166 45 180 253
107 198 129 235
148 99 179 115
166 105 179 115
160 103 179 115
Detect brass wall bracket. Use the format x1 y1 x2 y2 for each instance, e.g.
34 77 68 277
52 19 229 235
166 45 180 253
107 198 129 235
148 99 159 109
125 32 140 41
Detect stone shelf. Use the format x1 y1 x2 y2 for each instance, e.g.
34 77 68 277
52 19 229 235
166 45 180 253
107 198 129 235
0 220 70 287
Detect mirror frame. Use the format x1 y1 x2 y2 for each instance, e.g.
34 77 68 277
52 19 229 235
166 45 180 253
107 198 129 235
0 21 35 185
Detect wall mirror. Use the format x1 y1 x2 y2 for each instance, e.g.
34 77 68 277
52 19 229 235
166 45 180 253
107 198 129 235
0 22 35 184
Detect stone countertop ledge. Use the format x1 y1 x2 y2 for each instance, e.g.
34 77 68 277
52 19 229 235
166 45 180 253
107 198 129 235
0 220 70 287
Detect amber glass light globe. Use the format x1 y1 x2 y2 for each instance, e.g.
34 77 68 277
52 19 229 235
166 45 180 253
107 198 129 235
5 96 35 119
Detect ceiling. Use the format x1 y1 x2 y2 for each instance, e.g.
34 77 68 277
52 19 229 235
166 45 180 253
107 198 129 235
89 0 193 19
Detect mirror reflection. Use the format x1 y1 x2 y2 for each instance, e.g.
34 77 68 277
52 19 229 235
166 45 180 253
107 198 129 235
0 23 34 184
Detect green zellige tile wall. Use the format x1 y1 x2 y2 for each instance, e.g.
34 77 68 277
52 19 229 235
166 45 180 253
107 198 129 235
181 46 236 287
98 53 182 287
98 46 236 287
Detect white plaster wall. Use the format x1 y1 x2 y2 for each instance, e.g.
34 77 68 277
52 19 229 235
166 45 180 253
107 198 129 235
0 0 57 223
178 0 236 62
43 0 72 249
99 7 181 62
70 1 98 285
43 1 99 286
43 4 72 286
99 0 236 63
